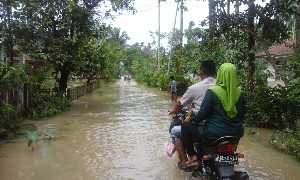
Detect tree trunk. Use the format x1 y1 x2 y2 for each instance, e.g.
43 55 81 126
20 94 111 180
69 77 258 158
58 65 70 96
227 0 230 14
208 0 217 32
5 0 14 64
295 10 300 53
208 0 217 50
247 0 255 92
179 0 183 74
235 0 240 15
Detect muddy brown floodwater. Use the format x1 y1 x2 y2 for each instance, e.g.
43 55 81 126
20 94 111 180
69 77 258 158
1 80 300 180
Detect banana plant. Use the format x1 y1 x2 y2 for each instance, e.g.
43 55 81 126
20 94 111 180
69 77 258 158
27 131 38 150
27 129 62 150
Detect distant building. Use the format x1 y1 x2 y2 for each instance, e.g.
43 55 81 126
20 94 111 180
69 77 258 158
255 39 296 87
0 50 42 75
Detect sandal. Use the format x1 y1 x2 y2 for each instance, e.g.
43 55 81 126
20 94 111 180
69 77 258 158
187 155 198 163
164 142 175 157
178 161 198 172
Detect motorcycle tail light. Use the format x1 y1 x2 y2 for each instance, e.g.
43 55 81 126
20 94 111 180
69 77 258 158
216 143 236 153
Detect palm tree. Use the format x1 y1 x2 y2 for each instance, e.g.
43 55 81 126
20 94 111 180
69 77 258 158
108 27 130 46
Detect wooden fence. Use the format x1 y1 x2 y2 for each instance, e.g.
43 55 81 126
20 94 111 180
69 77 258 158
38 81 99 101
0 85 26 114
0 81 100 115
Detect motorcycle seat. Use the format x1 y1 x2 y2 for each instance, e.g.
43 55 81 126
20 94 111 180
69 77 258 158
203 136 239 147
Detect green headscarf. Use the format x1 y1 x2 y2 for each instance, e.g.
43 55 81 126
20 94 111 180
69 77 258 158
209 63 241 118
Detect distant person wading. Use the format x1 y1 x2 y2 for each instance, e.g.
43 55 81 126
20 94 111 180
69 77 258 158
168 76 177 103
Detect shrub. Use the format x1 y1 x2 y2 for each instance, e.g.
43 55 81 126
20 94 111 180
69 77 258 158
270 124 300 161
28 92 70 119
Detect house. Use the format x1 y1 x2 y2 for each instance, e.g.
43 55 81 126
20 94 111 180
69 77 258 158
0 49 42 75
0 49 43 113
255 39 296 87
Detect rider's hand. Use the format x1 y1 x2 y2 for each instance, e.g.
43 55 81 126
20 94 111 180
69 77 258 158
168 109 176 115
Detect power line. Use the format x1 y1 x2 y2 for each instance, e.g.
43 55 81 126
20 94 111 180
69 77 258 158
136 1 173 13
105 1 175 17
134 2 157 9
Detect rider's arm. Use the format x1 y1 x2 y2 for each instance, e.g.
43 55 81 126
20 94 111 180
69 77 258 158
168 101 183 114
190 89 214 123
179 87 193 107
169 86 193 114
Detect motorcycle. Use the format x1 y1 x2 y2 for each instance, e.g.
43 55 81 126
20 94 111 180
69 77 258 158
191 136 249 180
169 108 249 180
169 106 189 133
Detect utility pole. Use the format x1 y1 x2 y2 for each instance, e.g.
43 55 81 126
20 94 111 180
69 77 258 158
296 8 300 53
179 0 183 74
157 0 161 70
167 2 179 74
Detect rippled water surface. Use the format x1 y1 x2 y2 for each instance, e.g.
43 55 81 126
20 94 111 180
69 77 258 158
1 80 300 180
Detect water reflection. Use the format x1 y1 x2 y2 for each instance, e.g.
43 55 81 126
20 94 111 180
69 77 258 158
0 80 299 180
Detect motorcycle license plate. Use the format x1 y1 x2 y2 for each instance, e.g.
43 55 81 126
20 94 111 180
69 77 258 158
214 154 239 164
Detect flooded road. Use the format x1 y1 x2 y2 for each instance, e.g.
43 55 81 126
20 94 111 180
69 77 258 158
1 80 300 180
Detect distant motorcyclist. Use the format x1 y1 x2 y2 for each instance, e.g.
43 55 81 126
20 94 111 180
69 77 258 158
127 75 131 82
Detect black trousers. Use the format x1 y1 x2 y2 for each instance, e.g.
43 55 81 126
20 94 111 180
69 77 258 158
181 122 203 157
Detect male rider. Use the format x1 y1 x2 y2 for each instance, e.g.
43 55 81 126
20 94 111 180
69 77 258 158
166 60 216 166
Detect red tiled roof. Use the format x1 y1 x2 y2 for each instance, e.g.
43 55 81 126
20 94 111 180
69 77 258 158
256 39 296 57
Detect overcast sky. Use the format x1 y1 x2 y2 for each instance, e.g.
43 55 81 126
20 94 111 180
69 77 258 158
107 0 268 47
108 0 208 47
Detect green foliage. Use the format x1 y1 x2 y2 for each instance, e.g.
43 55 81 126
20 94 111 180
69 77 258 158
18 123 36 135
127 42 193 93
100 40 125 81
281 54 300 104
246 85 290 129
0 112 22 140
0 62 28 92
270 125 300 161
40 78 57 89
28 91 70 119
0 0 132 140
0 102 14 116
1 120 36 140
157 73 170 91
43 129 62 142
68 79 85 88
245 55 300 131
0 62 31 139
14 0 134 92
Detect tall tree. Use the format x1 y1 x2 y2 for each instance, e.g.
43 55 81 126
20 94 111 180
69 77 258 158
246 0 255 91
0 0 20 63
16 0 135 94
198 0 292 90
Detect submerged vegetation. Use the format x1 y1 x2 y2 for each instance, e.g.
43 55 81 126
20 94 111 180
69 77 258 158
27 129 62 150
